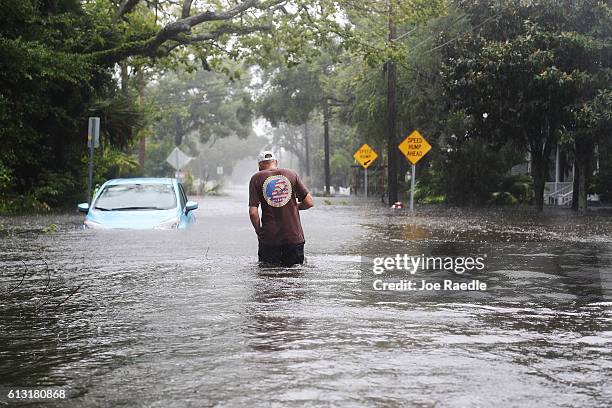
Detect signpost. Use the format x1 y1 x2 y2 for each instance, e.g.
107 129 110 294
166 147 192 182
166 147 192 170
86 117 100 204
398 130 431 210
353 144 378 201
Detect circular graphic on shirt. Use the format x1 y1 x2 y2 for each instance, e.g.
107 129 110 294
262 175 292 207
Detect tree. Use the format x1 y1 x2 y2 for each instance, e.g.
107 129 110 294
0 0 145 209
566 90 612 211
85 0 340 67
339 0 446 203
147 66 254 146
0 0 334 210
143 65 256 178
256 56 335 190
443 0 611 211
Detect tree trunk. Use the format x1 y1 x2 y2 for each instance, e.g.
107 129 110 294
323 99 331 194
386 0 398 205
578 159 588 212
531 152 547 212
572 163 579 211
574 139 592 212
174 116 183 146
303 121 310 177
136 69 145 168
120 63 129 94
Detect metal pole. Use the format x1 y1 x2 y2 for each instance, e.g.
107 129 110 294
386 0 398 205
87 140 94 204
323 99 331 194
365 168 368 202
410 163 415 210
555 143 560 205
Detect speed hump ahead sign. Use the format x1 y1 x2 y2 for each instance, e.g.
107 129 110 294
353 144 378 169
398 130 431 165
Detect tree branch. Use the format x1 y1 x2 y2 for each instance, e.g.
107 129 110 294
184 24 272 43
114 0 141 23
94 0 276 64
182 0 193 18
181 0 260 27
160 24 271 56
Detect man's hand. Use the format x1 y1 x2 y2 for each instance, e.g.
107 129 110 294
298 193 314 210
248 206 262 236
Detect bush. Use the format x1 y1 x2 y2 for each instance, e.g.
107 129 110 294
0 194 50 215
489 175 534 205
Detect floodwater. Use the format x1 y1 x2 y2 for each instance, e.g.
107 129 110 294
1 187 611 407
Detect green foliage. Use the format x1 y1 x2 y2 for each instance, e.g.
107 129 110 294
441 138 518 205
0 0 147 211
489 175 534 205
414 180 445 204
489 192 518 206
42 224 59 233
94 144 142 181
144 138 175 178
1 0 610 212
442 0 611 209
147 68 254 147
330 152 352 186
0 195 51 215
257 59 328 126
204 182 225 196
90 94 148 149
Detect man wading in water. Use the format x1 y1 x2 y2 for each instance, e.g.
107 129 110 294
248 151 314 266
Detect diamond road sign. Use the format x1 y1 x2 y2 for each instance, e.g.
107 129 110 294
353 143 378 169
166 147 192 170
398 130 431 165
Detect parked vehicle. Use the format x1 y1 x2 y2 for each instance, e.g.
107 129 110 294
77 178 198 229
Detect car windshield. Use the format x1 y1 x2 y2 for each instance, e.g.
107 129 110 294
94 183 177 211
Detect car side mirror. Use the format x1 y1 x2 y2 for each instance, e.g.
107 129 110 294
185 201 198 213
77 203 90 213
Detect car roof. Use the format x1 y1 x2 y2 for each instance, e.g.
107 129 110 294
104 178 176 185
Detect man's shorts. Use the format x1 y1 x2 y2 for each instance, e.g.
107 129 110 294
258 242 305 267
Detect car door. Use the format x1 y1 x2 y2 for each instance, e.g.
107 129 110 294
177 183 194 226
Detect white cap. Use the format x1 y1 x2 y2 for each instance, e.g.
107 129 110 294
257 150 277 163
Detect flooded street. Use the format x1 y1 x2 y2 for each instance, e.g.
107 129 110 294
1 187 611 407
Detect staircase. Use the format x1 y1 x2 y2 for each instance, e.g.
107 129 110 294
544 182 573 206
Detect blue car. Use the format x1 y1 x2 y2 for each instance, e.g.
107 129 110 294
77 178 198 230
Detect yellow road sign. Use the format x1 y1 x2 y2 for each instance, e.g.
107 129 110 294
398 130 431 165
353 143 378 169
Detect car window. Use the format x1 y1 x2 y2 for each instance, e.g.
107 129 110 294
94 184 177 210
178 183 187 208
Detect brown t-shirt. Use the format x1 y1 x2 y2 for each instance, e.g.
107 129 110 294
249 168 309 246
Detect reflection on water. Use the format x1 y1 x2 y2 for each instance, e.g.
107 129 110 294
0 192 611 407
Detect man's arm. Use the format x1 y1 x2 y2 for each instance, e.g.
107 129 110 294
249 206 262 235
298 193 314 210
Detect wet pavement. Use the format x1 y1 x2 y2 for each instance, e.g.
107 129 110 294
1 187 611 407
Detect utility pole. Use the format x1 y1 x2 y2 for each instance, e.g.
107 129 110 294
304 121 310 177
323 98 331 194
86 117 100 204
121 63 146 169
136 69 146 168
386 0 398 204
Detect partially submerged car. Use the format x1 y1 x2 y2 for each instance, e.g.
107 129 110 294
77 178 198 229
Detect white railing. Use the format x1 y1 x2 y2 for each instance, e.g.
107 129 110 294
544 182 573 206
558 190 573 206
